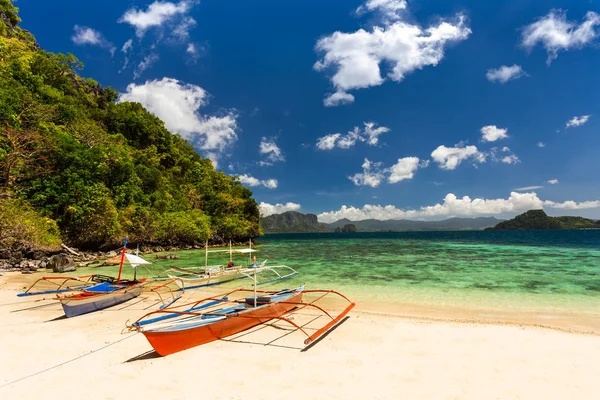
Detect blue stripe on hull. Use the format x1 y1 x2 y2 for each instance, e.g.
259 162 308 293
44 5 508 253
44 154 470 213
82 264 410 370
61 291 141 317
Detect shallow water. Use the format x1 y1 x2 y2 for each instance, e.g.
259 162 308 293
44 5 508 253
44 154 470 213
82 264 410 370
81 230 600 328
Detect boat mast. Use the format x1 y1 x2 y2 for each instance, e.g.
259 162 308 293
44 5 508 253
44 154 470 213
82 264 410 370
133 243 139 281
205 240 208 267
116 237 128 284
253 266 257 307
229 240 232 262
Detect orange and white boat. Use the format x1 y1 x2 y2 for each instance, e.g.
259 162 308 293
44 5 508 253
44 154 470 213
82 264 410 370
129 284 355 356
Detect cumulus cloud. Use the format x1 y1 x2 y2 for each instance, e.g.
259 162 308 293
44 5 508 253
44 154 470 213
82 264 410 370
71 26 116 55
548 179 559 184
259 137 285 166
237 174 278 189
486 65 526 83
537 142 546 148
119 0 192 37
314 2 471 106
388 157 427 183
521 10 600 65
317 192 600 222
566 115 591 128
349 159 386 187
481 125 508 142
316 122 390 150
119 78 238 160
431 144 484 170
349 157 426 186
259 202 301 217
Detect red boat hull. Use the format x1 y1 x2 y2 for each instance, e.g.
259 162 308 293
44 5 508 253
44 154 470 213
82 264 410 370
143 292 303 356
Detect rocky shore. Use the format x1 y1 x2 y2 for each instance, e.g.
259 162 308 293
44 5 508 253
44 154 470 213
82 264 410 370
0 242 255 274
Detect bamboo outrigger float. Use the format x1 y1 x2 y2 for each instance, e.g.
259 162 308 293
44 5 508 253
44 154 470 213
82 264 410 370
128 280 355 356
17 274 115 297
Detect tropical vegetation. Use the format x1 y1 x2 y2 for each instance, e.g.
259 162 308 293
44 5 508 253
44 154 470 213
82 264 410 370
0 2 261 251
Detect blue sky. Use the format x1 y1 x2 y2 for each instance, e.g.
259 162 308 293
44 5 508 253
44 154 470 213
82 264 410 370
18 0 600 221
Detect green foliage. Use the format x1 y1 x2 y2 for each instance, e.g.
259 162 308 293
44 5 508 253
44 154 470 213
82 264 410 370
0 6 261 250
0 198 61 250
0 0 21 26
486 210 600 230
260 211 328 234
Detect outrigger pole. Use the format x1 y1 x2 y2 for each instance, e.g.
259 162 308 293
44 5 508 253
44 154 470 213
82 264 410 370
204 240 208 267
116 237 128 284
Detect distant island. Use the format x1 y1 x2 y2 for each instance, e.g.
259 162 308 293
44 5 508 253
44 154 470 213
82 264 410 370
261 212 502 233
260 212 328 233
485 210 600 230
334 224 356 233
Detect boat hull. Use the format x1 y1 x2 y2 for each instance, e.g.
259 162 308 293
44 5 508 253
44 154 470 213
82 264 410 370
143 292 303 356
60 285 145 317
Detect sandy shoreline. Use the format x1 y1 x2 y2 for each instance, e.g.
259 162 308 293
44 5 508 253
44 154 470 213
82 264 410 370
1 272 599 399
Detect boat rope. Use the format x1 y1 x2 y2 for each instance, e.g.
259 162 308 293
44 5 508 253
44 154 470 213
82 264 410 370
0 332 138 389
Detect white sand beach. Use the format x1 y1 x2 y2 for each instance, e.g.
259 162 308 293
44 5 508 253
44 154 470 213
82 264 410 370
1 272 599 400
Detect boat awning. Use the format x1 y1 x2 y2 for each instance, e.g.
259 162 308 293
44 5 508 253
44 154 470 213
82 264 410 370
106 253 151 268
206 248 258 254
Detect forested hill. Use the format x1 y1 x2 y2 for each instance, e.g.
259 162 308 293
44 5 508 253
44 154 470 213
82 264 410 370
0 2 260 251
485 210 600 230
261 212 328 233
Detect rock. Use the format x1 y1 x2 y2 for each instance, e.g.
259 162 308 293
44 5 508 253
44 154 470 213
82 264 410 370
48 254 77 273
39 261 48 269
0 249 11 259
156 254 180 260
105 251 118 258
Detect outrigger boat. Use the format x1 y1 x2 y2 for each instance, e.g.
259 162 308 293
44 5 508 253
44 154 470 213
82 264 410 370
56 239 182 317
154 240 298 290
129 268 355 356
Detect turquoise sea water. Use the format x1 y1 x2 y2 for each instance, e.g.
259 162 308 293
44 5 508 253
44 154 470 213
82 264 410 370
91 230 600 329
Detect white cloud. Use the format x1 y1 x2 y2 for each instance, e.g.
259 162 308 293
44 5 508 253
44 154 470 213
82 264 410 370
486 64 526 83
502 154 520 165
323 91 356 107
537 141 546 148
133 53 159 79
316 122 390 150
480 125 508 142
173 17 197 41
122 39 133 53
521 10 600 65
566 115 591 128
356 0 407 21
488 146 519 165
259 137 285 165
119 1 192 37
314 3 471 106
548 179 559 184
237 174 278 189
316 133 342 150
119 78 238 159
431 144 483 170
515 186 544 191
259 202 301 217
349 159 386 187
71 26 116 55
317 191 600 222
388 157 425 183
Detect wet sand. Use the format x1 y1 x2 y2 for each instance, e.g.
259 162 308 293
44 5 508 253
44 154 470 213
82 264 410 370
1 272 599 399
